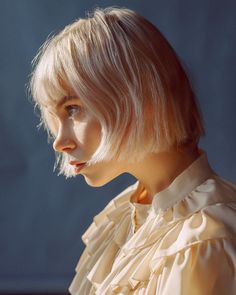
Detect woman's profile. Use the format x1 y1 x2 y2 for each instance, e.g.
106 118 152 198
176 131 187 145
29 6 236 295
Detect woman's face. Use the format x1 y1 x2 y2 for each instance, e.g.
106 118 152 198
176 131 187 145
46 95 127 186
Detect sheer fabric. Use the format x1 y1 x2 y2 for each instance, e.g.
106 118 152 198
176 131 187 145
69 149 236 294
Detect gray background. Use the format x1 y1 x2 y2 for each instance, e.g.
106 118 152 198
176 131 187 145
0 0 235 293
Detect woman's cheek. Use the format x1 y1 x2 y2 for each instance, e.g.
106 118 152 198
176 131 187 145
85 119 102 153
73 118 101 153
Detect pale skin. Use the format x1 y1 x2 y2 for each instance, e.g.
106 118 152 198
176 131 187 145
47 95 201 204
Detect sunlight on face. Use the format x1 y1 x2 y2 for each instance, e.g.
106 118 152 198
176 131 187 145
45 95 127 187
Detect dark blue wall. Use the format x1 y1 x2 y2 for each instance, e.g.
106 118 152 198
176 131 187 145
0 0 235 293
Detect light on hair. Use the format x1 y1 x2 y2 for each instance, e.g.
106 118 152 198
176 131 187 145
29 6 205 177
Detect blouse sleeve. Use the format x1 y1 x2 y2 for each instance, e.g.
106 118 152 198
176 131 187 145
143 237 236 295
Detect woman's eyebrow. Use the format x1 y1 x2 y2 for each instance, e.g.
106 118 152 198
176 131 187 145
57 95 79 107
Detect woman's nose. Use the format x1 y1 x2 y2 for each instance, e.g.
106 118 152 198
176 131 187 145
53 131 76 153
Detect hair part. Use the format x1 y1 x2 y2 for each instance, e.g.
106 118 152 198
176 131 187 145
29 6 205 177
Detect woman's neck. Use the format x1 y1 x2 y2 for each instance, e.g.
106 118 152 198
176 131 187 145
127 146 201 204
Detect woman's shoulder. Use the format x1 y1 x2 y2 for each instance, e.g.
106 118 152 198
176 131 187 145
152 174 236 257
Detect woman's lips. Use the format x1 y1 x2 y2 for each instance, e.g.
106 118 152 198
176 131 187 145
74 162 87 173
69 161 87 174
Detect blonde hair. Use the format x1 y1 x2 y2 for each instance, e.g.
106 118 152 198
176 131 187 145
29 6 205 177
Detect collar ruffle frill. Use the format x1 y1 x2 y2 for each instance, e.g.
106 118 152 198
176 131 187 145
69 150 236 295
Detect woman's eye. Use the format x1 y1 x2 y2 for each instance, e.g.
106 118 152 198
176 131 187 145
65 105 81 118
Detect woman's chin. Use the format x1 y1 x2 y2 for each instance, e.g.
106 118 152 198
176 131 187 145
82 175 111 187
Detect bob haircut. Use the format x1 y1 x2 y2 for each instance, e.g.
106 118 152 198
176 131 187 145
29 6 205 178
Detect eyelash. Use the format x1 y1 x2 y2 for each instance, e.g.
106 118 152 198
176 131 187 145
65 105 82 118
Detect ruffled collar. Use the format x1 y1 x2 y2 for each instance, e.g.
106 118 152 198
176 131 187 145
94 150 223 294
129 149 215 215
69 148 219 295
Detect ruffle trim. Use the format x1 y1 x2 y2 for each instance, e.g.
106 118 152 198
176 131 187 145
105 237 236 294
69 177 236 295
95 205 236 295
69 183 138 295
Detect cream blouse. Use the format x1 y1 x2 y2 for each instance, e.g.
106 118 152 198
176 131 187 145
69 149 236 295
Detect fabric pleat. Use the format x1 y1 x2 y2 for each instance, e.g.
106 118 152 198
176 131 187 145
69 150 236 295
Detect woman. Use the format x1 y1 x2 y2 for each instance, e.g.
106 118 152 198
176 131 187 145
29 6 236 295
